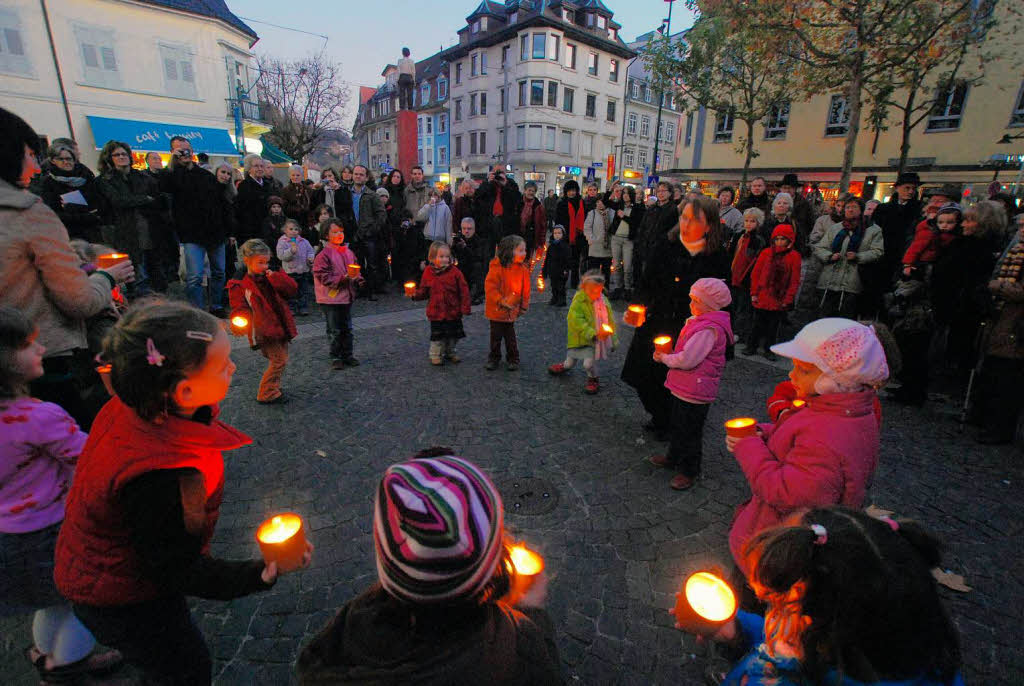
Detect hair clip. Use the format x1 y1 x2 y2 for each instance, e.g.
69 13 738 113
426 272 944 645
879 515 900 533
145 338 165 367
809 524 828 546
185 330 214 342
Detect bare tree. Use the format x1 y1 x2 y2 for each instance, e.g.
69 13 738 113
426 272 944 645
257 52 351 162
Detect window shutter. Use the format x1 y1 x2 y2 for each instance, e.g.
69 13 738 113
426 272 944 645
82 43 99 68
4 27 24 55
164 57 178 80
100 46 116 71
181 61 194 82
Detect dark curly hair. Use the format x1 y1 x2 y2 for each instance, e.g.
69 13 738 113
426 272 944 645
744 506 961 684
0 306 36 398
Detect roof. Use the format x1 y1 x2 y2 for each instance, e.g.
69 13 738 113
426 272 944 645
138 0 257 42
576 0 613 12
415 51 447 81
467 1 505 20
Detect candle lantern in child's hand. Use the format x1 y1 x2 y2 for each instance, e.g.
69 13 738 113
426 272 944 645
654 335 672 354
537 276 545 291
672 571 738 635
624 305 646 327
347 263 361 279
601 323 613 336
96 252 130 269
228 310 251 336
96 364 114 396
725 417 758 438
256 513 307 573
505 543 544 598
404 281 416 297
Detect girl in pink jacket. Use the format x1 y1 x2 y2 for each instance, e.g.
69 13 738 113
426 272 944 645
313 218 364 370
726 318 889 577
649 278 734 491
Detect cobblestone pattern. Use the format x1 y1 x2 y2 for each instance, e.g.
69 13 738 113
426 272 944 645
2 287 1022 685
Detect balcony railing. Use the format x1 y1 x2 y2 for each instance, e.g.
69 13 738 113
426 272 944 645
226 98 267 123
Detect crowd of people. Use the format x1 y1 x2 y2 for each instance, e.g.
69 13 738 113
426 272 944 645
0 101 1015 685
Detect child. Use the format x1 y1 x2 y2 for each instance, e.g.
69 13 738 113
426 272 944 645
691 507 964 686
902 202 961 279
649 278 734 491
484 234 531 371
308 203 331 251
583 197 613 283
451 217 486 305
53 302 311 685
729 208 766 343
542 225 572 307
227 239 298 404
0 307 122 684
276 219 316 317
726 318 888 574
746 224 801 360
297 451 560 683
412 241 471 365
547 269 617 394
69 239 124 355
313 218 362 370
261 196 286 265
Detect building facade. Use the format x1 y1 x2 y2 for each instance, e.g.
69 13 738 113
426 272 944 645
352 66 400 178
414 55 451 186
442 0 636 195
0 0 263 169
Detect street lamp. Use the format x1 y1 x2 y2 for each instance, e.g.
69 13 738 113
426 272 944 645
651 0 677 182
997 132 1024 198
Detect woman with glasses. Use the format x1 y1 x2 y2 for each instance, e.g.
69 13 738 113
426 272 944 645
36 142 102 243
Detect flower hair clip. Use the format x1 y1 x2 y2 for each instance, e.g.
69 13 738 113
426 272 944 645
809 524 828 546
145 338 165 367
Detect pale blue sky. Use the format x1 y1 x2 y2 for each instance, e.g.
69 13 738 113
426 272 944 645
225 0 695 129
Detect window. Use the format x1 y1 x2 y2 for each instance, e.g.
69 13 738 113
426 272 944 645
582 133 594 158
685 113 693 146
639 148 648 167
565 43 577 69
527 124 543 149
421 83 430 105
497 129 504 154
455 135 462 157
714 111 735 142
481 53 487 75
499 86 505 113
608 28 617 41
438 146 447 165
1013 81 1024 126
471 54 478 77
640 116 651 138
0 9 32 76
531 79 544 106
159 44 197 98
586 13 595 27
631 80 640 99
417 117 423 135
455 63 462 84
472 19 481 33
438 78 447 99
606 100 616 122
559 129 572 155
520 35 529 61
547 81 558 107
663 122 675 143
597 15 607 29
384 127 391 141
480 132 487 154
75 24 120 88
825 95 850 136
439 113 447 133
426 117 433 134
627 113 637 135
480 92 487 115
418 148 424 165
548 34 560 62
545 126 556 151
470 132 477 155
532 33 546 59
518 80 527 106
516 125 526 150
609 59 619 83
585 93 596 118
470 93 477 116
502 45 510 66
667 94 675 110
587 52 598 76
764 102 790 139
454 98 463 121
510 11 518 23
623 148 634 167
563 87 574 113
927 80 969 131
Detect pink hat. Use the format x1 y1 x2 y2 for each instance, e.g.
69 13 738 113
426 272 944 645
690 278 732 311
771 318 889 390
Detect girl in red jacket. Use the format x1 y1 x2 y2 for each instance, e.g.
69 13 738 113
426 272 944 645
745 224 802 360
227 239 298 404
411 241 471 365
54 301 312 685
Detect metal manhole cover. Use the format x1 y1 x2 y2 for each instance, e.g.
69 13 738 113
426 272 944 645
499 477 559 516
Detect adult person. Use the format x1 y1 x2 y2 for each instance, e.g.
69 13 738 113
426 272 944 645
543 188 558 233
0 107 133 429
778 173 814 254
339 165 355 189
717 186 743 236
235 154 273 243
519 181 547 260
405 166 431 271
632 181 679 291
28 137 91 197
871 172 925 315
140 151 179 286
35 141 101 242
475 164 522 253
95 140 163 294
383 169 411 279
213 163 238 276
812 196 884 319
351 165 387 299
737 176 770 214
555 180 585 289
451 179 477 237
397 47 416 110
609 185 644 301
312 167 353 229
797 193 851 313
159 136 229 315
282 165 312 225
621 195 730 440
762 192 795 244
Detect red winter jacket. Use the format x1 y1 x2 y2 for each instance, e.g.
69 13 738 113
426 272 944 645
749 225 801 311
54 397 251 605
227 270 298 344
414 265 471 321
902 219 956 267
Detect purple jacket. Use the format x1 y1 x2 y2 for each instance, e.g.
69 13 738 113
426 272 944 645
277 235 316 275
313 243 358 305
664 310 733 404
0 397 87 533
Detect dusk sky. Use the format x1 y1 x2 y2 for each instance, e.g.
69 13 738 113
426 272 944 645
225 0 697 130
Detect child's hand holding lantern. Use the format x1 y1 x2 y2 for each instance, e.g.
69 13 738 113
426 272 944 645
260 539 315 584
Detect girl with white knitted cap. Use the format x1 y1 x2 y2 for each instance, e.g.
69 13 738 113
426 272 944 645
726 318 889 577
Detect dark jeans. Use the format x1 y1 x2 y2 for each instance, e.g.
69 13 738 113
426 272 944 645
323 303 353 361
286 272 313 313
748 308 786 351
586 256 612 285
667 396 711 478
29 351 107 431
730 286 753 340
489 320 519 363
570 240 587 288
398 74 414 110
360 238 386 293
551 274 568 305
895 329 930 402
74 594 211 686
974 355 1024 441
816 289 857 320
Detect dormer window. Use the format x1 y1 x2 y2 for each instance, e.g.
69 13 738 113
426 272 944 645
608 28 617 41
586 13 595 27
472 20 480 33
510 11 518 23
597 15 607 29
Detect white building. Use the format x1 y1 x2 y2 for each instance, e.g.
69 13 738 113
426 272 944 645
442 0 636 195
0 0 266 169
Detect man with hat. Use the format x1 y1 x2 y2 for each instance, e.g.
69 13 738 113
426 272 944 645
778 173 814 255
873 171 925 289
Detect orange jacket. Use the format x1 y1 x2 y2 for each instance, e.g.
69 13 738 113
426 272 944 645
484 257 531 322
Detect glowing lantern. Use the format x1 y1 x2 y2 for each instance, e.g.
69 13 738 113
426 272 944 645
347 263 361 278
229 312 250 337
96 253 130 269
601 323 613 336
725 417 758 438
672 571 738 635
625 305 646 327
653 335 673 354
537 276 545 291
506 543 545 598
256 513 307 573
792 399 806 408
96 364 114 396
404 281 417 297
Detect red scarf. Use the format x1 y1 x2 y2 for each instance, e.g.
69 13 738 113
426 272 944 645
493 188 504 216
567 200 585 242
766 244 793 301
730 232 758 287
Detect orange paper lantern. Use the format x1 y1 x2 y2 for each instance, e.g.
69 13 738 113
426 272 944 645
601 323 613 336
624 305 646 327
229 313 250 337
792 399 806 408
653 335 672 354
96 364 113 396
725 417 757 438
256 513 307 573
96 253 130 269
506 543 544 598
672 571 738 635
347 263 361 278
404 281 417 297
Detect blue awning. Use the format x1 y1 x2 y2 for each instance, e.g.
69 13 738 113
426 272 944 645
86 115 239 155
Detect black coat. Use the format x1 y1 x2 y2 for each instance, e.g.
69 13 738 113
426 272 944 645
94 169 160 257
873 197 923 279
737 192 770 214
541 238 572 280
235 175 273 242
159 164 228 247
931 234 996 326
474 178 522 239
36 170 102 242
635 201 679 267
452 232 489 286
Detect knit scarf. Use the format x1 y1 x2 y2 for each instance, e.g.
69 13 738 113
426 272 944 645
593 297 611 360
829 218 865 255
730 233 759 286
682 237 706 256
49 172 87 188
567 199 585 242
766 244 793 301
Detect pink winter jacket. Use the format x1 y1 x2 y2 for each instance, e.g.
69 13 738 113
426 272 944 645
313 244 358 305
663 310 733 404
729 389 880 574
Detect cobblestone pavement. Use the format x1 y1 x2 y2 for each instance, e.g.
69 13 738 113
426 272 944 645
3 284 1022 685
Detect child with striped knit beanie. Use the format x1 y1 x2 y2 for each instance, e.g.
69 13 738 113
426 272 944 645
297 451 562 685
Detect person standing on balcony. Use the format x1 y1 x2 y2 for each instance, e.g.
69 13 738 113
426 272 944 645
397 48 416 110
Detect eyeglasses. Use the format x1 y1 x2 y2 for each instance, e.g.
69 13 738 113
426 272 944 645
54 156 75 162
111 152 130 158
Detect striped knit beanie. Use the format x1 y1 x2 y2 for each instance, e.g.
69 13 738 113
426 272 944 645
374 455 505 604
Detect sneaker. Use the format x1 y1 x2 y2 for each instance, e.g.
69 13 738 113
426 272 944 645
446 354 461 364
648 454 672 468
548 363 568 375
430 357 444 366
584 376 600 394
331 359 346 371
343 357 360 367
670 474 697 490
485 359 499 370
506 362 519 371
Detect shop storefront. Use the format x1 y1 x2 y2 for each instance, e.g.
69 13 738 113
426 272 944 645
86 115 241 168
